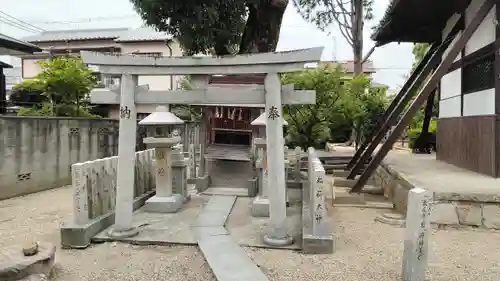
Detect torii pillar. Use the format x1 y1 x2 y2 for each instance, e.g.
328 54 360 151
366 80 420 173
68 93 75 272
263 73 293 246
108 73 140 238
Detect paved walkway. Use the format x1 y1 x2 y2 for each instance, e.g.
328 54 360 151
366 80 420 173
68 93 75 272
192 196 269 281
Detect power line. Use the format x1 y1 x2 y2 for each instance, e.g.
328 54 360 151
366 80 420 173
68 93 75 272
0 11 45 32
0 17 39 33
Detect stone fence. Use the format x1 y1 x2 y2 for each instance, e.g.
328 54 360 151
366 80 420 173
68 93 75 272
0 116 119 200
61 149 156 249
302 147 334 254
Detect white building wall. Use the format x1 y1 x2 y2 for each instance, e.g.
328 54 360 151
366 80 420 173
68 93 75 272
119 40 184 91
19 38 186 118
465 0 496 55
463 88 496 116
439 13 463 119
439 0 497 118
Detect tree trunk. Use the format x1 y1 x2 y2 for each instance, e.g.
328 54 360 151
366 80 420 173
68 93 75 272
352 0 364 76
347 0 364 146
238 0 288 54
413 90 436 153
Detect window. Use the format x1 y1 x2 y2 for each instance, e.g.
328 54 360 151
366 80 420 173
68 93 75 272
462 52 495 94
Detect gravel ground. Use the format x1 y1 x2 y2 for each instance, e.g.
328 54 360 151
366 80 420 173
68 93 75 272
247 207 500 281
1 186 500 281
0 186 215 281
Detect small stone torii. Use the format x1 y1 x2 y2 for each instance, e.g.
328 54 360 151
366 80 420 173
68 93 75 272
81 47 323 246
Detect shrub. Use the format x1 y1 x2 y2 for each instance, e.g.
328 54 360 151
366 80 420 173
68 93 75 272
408 120 437 149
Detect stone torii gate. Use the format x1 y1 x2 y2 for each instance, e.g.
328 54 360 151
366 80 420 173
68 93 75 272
81 47 323 246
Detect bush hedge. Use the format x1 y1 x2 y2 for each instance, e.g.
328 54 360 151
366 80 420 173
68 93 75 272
408 119 437 150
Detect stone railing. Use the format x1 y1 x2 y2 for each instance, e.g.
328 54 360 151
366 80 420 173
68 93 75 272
61 149 156 249
302 147 334 254
71 149 155 223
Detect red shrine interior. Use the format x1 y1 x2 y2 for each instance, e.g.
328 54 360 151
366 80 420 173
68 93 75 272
205 75 265 147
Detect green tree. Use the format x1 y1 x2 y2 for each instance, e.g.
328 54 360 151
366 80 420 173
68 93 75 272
171 76 202 121
282 66 344 150
281 66 382 150
131 0 288 55
17 57 99 117
341 75 389 147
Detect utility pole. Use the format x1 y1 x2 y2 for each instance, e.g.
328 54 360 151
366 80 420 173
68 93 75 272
332 34 337 61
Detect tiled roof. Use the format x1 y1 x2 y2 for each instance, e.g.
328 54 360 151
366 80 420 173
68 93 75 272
21 27 172 43
114 27 171 42
318 60 376 73
22 28 129 43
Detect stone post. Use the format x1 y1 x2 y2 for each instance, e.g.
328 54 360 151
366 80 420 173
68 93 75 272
172 147 190 203
263 72 293 246
188 143 196 179
143 137 183 213
252 140 270 217
294 147 302 182
108 74 139 238
310 152 327 236
199 108 208 176
71 162 89 225
402 187 432 281
155 146 173 197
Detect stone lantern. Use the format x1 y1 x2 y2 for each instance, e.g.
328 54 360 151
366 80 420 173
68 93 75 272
139 105 185 213
250 112 289 217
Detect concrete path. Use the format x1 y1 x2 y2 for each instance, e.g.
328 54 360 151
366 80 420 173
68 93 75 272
192 195 269 281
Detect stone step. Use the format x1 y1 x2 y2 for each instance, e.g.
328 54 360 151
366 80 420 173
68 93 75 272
197 230 269 281
333 190 365 205
203 187 249 197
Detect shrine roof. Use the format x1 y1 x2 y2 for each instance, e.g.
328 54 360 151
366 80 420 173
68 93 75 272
371 0 469 46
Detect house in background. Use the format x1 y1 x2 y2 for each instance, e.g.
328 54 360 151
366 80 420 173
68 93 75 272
17 27 183 119
319 60 377 77
307 60 388 90
0 33 41 115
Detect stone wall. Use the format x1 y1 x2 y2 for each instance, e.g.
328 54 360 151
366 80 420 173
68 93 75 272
373 162 500 229
0 116 119 200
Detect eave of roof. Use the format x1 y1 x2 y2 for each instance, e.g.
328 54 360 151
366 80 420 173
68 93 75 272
22 28 129 43
0 60 13 68
22 27 172 44
371 0 468 46
0 33 41 55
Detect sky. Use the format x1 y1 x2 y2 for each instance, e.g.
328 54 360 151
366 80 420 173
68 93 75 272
0 0 414 89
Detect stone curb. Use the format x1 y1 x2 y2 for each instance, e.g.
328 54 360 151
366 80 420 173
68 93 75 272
60 190 155 249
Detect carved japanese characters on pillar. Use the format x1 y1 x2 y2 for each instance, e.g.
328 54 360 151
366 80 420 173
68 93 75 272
155 149 165 160
267 106 280 120
158 167 166 176
416 198 432 260
402 187 432 281
120 105 131 119
311 156 326 235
